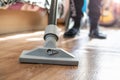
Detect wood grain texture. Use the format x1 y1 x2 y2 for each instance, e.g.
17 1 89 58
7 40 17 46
0 9 48 34
0 26 120 80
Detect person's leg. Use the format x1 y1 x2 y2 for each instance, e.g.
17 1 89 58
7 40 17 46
64 0 84 38
88 0 106 39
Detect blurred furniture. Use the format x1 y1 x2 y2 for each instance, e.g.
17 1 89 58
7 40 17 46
0 2 48 34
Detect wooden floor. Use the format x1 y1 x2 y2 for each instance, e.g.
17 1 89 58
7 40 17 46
0 26 120 80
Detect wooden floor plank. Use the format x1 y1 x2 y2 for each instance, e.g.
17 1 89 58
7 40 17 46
0 26 120 80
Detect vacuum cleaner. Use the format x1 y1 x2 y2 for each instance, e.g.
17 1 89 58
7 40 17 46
19 0 79 66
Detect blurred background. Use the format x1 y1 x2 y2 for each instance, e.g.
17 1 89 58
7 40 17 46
0 0 120 34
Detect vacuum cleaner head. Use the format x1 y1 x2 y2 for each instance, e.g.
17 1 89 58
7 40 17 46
19 47 79 66
19 0 79 66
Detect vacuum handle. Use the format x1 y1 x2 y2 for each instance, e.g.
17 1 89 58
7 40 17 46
48 0 58 25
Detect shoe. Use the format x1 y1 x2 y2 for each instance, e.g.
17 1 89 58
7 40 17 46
89 30 106 39
64 28 79 38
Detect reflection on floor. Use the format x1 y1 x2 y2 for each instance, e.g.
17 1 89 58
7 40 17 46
0 26 120 80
